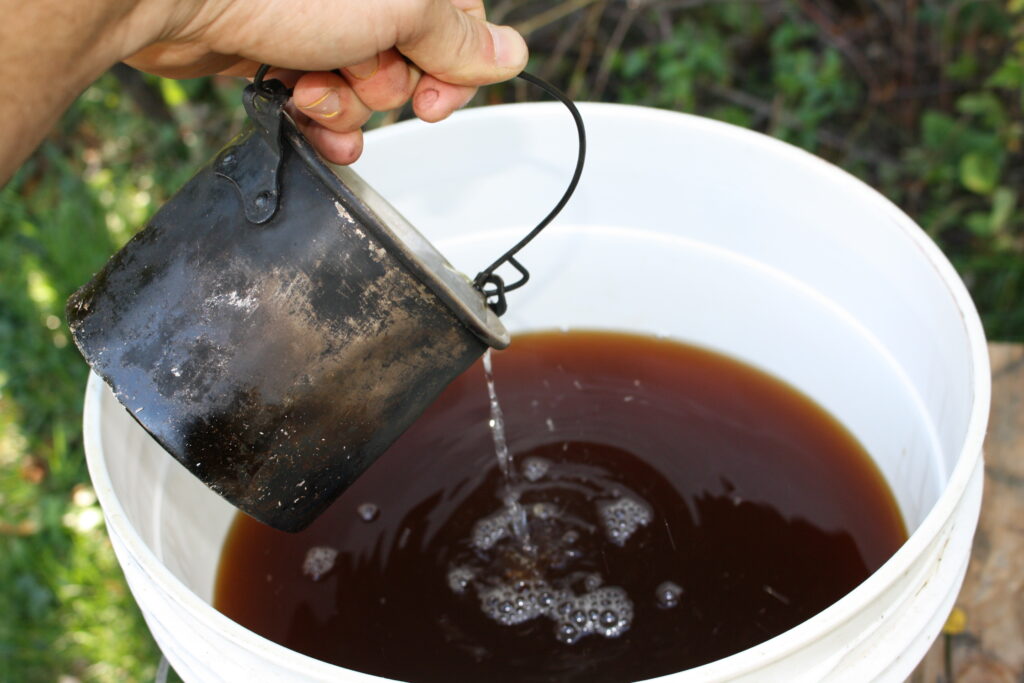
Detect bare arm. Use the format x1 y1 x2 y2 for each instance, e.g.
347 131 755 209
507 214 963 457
0 0 528 185
0 1 137 183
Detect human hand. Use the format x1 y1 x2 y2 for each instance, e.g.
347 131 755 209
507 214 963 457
123 0 529 163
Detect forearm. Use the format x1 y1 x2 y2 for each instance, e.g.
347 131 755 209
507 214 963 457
0 0 168 185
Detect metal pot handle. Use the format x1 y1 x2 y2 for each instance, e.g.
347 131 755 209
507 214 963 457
213 74 291 224
470 72 586 316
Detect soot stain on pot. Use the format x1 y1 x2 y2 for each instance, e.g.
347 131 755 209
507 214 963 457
215 330 908 682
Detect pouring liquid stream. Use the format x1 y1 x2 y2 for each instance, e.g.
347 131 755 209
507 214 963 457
456 347 643 647
482 348 533 550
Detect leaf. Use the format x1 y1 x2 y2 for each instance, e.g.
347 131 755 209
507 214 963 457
959 152 1002 194
965 210 995 236
986 56 1024 91
956 92 1006 129
711 105 754 128
158 78 188 108
963 187 1016 237
921 111 958 150
990 186 1017 232
945 54 978 82
13 572 54 621
619 50 649 80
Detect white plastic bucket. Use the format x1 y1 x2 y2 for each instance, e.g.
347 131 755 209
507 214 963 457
84 103 990 681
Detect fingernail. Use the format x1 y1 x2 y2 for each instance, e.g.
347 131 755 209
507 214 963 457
345 55 380 80
488 24 526 70
299 89 341 118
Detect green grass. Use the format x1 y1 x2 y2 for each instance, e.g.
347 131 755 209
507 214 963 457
0 157 159 680
1 1 1022 680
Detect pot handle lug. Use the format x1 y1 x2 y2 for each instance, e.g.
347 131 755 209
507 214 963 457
216 70 291 224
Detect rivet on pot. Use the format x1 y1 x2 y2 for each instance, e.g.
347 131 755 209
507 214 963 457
253 190 275 210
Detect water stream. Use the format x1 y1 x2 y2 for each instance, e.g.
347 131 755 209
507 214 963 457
481 348 532 546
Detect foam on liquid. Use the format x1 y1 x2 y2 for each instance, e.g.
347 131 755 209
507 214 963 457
454 350 661 645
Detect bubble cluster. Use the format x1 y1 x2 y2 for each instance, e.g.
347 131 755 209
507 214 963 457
655 580 683 609
478 580 551 626
448 438 653 646
447 566 476 595
302 545 338 581
469 576 633 645
530 502 560 520
356 502 379 522
471 508 513 550
522 457 552 482
597 496 653 546
551 586 633 644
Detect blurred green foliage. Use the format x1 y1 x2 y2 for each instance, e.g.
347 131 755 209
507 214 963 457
1 1 1021 680
1 73 245 681
573 0 1024 337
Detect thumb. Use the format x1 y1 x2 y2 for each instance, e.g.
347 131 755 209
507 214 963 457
394 0 528 86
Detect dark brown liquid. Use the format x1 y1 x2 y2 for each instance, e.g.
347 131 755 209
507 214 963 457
214 331 906 682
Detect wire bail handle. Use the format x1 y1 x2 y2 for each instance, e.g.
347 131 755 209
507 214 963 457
251 66 587 317
470 72 587 316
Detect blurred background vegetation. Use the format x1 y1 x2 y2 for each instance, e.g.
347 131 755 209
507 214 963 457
1 0 1022 680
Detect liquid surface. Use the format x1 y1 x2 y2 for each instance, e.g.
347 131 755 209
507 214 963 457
215 331 907 682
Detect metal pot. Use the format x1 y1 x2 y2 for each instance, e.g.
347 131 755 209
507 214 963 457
67 77 516 531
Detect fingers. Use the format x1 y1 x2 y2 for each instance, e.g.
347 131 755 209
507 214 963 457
286 56 476 162
448 0 487 20
412 75 476 123
341 50 476 122
340 50 419 113
393 0 528 85
209 0 525 164
286 70 370 165
292 111 364 166
292 71 373 134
